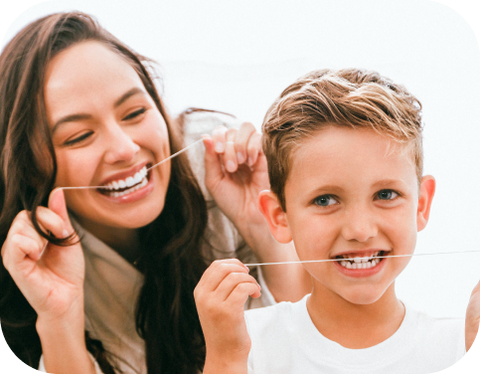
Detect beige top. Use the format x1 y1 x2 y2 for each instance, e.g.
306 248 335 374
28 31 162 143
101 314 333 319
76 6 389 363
39 111 275 373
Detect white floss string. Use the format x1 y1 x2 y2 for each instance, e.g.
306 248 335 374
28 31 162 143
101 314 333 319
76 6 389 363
56 137 480 266
59 138 204 191
244 250 480 267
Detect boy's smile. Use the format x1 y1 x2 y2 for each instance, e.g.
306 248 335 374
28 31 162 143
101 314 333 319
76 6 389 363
261 125 435 306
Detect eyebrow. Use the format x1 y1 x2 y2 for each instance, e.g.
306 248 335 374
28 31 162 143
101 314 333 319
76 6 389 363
51 87 146 134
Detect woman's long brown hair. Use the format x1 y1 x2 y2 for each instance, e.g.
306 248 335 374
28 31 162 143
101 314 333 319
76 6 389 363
0 12 210 374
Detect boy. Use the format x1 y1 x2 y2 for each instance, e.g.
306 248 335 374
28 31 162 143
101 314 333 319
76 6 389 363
194 68 479 373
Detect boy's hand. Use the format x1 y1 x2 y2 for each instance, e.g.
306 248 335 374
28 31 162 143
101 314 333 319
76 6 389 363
465 280 480 351
194 259 261 374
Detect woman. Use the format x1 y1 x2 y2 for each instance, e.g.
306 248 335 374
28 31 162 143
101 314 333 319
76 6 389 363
0 11 308 374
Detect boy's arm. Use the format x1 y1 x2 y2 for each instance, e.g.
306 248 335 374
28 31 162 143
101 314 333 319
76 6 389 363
465 280 480 351
194 259 260 374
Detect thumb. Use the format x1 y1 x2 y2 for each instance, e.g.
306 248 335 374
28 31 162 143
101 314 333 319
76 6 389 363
48 188 73 234
203 135 224 189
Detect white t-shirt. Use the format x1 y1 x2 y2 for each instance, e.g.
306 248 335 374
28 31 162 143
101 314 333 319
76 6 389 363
245 294 465 374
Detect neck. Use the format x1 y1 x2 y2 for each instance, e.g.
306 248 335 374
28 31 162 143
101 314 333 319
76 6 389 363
307 281 405 349
74 215 141 265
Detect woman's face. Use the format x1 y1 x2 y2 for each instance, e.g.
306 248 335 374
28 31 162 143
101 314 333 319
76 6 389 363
44 41 171 231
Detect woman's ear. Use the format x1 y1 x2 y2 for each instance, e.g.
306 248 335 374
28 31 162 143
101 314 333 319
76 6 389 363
417 175 436 232
258 190 293 243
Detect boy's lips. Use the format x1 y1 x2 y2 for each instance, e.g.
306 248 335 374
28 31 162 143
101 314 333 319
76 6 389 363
331 249 390 259
331 249 392 274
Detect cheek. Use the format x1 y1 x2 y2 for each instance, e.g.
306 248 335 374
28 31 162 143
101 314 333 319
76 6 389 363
54 149 97 188
290 215 338 259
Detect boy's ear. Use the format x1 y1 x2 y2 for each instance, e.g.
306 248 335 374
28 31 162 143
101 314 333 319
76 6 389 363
417 175 436 232
258 190 293 243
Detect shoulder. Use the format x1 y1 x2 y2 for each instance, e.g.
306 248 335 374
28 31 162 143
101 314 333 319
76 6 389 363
402 305 465 362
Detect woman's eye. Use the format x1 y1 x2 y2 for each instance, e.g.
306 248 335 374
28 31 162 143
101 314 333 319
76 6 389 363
313 195 338 207
376 189 399 200
64 131 93 146
123 108 146 121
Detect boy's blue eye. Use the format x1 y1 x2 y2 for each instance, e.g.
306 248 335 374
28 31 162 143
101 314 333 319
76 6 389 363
313 195 338 207
376 189 398 200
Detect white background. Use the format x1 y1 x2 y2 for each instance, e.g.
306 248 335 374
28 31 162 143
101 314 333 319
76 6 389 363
1 0 480 373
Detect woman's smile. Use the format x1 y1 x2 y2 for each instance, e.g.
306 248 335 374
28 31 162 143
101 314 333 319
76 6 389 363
45 40 171 232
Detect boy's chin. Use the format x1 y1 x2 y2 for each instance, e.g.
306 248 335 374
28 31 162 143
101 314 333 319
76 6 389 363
340 287 389 306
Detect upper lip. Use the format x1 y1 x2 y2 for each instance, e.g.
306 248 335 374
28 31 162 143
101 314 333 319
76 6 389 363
98 162 149 186
330 249 391 259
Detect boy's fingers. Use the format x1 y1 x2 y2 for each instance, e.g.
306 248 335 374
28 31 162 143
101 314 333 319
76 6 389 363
196 259 249 292
213 271 260 302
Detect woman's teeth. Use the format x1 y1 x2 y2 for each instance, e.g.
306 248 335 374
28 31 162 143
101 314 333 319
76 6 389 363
101 166 148 197
337 251 383 269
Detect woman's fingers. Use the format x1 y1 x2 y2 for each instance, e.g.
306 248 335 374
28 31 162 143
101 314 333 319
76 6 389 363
209 123 260 173
48 188 74 237
233 122 256 165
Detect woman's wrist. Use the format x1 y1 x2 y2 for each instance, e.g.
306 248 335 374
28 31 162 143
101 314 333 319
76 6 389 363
203 352 248 374
35 293 96 374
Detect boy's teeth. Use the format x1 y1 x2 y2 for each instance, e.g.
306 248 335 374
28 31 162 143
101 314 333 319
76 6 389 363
337 252 383 269
340 258 381 270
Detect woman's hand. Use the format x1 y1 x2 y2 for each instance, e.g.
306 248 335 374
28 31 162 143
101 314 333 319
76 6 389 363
194 259 260 374
465 280 480 351
1 188 85 321
203 123 312 303
203 122 269 240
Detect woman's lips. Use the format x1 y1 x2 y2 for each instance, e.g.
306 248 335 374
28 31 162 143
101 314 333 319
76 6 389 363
98 165 150 197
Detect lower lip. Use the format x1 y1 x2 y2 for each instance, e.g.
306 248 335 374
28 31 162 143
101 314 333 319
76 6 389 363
333 257 387 278
96 174 155 204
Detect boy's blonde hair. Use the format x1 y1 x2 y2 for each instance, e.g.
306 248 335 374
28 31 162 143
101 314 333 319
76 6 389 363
262 68 424 211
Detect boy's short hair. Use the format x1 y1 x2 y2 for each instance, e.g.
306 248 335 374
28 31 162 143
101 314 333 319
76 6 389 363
262 68 424 211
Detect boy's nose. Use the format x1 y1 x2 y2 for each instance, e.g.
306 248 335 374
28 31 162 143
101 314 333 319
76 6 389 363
341 208 378 243
103 124 140 164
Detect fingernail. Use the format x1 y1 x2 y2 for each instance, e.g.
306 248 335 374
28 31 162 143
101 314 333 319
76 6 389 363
63 229 69 238
237 152 246 164
248 157 253 166
214 142 224 153
226 160 236 173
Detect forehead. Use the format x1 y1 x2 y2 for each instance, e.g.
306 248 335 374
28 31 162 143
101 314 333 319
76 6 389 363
44 41 144 121
286 126 416 189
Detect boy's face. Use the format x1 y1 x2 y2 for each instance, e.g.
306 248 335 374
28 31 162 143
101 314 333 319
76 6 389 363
260 125 435 305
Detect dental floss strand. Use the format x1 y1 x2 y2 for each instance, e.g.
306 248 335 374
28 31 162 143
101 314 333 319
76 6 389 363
244 250 480 267
55 138 480 266
59 138 204 191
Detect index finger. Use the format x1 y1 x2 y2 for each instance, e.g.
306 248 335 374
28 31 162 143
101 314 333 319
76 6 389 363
196 259 249 292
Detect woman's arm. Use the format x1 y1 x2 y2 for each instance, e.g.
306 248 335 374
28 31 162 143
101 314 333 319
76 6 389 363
1 189 96 374
203 128 311 303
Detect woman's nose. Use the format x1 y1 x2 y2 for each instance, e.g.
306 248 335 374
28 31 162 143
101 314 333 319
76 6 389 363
103 124 140 164
341 207 378 243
